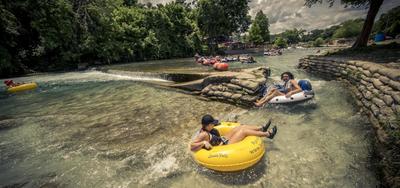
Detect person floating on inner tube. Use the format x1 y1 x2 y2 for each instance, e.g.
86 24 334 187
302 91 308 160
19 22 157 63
3 80 23 88
190 115 277 151
254 71 302 107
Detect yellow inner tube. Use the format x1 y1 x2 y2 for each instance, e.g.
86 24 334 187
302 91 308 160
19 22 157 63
191 122 265 172
7 83 38 93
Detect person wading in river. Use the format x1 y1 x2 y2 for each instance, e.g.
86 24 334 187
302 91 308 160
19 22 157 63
190 115 277 151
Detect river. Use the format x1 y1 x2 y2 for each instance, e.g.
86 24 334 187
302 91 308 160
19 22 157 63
0 48 378 187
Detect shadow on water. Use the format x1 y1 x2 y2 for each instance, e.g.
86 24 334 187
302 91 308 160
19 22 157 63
197 157 267 185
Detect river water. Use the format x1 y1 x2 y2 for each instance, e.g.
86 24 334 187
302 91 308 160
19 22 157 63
0 48 378 187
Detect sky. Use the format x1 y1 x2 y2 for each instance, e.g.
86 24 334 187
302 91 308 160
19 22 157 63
139 0 400 34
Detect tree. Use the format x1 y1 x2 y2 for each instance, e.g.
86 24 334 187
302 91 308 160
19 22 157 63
374 6 400 36
313 37 324 47
277 28 305 44
332 19 364 38
274 37 288 48
196 0 250 53
305 0 384 48
248 24 264 44
253 10 270 42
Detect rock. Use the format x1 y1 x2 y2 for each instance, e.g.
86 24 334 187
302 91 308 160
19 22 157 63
348 65 357 70
382 95 394 106
370 104 380 116
354 61 367 67
241 95 258 102
372 79 384 89
341 70 348 75
380 85 393 95
225 83 242 91
363 91 373 100
392 105 400 114
214 91 223 96
222 92 233 98
231 94 242 100
372 88 381 96
389 91 400 104
362 99 372 108
372 97 386 108
362 70 372 77
243 88 256 94
201 86 211 93
367 64 380 73
207 91 215 96
379 76 390 85
388 80 400 91
380 106 394 116
360 80 368 86
373 73 380 78
378 68 400 81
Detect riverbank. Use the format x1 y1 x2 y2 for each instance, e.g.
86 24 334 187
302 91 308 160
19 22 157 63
298 47 400 187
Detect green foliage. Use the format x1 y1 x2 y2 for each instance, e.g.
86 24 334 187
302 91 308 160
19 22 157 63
195 0 250 53
248 24 263 44
313 37 324 47
332 19 364 38
374 6 400 36
276 28 305 44
273 37 288 48
0 0 206 77
248 10 269 44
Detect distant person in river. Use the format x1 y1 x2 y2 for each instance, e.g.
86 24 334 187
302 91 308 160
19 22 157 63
3 80 23 88
254 71 302 107
190 115 277 151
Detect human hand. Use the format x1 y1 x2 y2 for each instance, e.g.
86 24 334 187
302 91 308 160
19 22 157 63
285 93 292 98
203 141 212 150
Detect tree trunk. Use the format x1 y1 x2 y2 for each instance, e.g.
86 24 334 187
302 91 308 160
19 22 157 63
352 0 384 48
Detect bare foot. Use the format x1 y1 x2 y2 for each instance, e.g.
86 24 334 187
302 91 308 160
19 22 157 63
254 102 263 107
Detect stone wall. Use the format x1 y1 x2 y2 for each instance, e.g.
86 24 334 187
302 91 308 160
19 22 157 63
298 56 400 187
171 67 270 107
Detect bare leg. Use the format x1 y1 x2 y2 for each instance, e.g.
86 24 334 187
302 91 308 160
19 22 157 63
224 125 261 139
227 129 270 144
255 89 284 106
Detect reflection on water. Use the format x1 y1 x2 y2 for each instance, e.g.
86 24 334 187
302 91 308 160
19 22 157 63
0 48 378 187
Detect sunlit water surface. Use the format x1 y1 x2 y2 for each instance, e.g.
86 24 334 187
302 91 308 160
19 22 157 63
0 48 378 187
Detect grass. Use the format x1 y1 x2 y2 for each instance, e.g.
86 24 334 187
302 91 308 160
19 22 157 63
325 42 400 64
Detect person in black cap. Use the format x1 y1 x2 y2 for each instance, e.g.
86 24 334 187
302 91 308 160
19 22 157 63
190 114 277 151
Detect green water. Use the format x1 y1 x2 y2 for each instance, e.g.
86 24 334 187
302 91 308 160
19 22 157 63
0 48 378 187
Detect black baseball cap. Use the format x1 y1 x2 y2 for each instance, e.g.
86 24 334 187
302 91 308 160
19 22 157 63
201 115 220 125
